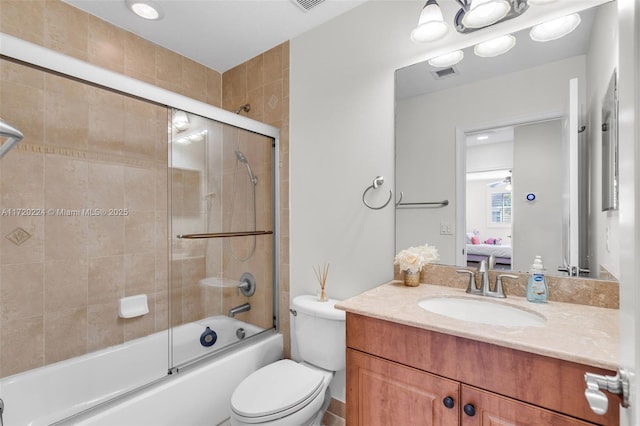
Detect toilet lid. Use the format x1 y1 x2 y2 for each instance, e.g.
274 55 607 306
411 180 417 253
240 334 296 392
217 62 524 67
231 359 325 421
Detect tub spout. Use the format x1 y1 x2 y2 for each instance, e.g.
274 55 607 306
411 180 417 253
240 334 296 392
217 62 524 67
228 302 251 318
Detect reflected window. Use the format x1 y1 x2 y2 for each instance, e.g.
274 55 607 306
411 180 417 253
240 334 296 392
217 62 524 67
489 191 511 226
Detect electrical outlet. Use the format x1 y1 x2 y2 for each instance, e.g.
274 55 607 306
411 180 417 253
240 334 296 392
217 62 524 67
440 222 453 235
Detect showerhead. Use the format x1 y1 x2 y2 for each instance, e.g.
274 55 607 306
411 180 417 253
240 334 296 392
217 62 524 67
235 150 248 164
234 150 258 185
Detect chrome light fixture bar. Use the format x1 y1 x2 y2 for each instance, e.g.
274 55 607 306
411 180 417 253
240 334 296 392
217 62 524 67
454 0 529 33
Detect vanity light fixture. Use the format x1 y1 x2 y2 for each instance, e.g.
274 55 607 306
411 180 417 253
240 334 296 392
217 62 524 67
125 0 164 20
529 13 581 42
411 0 450 43
412 0 531 41
428 50 464 67
474 34 516 57
461 0 510 28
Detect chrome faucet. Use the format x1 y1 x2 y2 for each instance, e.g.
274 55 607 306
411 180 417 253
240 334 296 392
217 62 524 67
457 260 518 298
228 302 251 317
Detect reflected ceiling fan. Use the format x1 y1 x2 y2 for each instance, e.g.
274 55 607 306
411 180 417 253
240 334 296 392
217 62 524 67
487 170 512 189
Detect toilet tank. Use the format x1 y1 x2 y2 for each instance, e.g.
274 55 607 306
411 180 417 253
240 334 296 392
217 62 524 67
292 295 346 371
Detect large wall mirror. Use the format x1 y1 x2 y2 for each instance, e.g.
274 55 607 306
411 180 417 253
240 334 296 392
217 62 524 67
395 0 619 280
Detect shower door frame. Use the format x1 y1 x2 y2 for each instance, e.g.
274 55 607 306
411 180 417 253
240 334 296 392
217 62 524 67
0 31 282 342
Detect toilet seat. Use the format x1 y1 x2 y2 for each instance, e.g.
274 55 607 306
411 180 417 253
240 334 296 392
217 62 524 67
231 359 325 423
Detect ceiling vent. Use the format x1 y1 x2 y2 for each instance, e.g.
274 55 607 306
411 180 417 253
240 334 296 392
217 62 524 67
291 0 325 12
430 66 459 80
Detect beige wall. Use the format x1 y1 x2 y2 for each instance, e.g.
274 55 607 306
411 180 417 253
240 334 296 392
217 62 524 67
0 0 290 376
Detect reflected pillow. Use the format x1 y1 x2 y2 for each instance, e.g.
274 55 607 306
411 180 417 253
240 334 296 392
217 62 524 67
470 236 480 245
466 232 474 243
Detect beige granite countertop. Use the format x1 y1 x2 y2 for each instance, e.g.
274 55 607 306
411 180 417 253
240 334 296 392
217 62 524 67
336 281 619 371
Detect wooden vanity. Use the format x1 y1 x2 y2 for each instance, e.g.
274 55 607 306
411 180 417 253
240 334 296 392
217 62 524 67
337 282 620 426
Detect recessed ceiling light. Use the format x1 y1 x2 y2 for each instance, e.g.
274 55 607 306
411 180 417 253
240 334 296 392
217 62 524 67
125 0 164 20
530 13 581 42
428 50 464 68
474 34 516 58
476 135 489 140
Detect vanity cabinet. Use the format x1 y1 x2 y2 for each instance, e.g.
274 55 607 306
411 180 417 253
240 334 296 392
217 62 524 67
346 313 619 426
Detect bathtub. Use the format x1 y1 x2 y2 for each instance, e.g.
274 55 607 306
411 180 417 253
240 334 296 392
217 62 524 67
0 316 282 426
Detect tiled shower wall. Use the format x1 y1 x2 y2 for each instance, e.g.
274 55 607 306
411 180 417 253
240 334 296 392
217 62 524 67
0 58 168 377
0 0 291 377
222 42 291 356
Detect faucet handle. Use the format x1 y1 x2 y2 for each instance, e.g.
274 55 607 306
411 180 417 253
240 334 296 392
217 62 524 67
457 269 481 294
495 274 519 298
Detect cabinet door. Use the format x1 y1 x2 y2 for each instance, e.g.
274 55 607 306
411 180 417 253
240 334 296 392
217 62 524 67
347 349 459 426
460 385 595 426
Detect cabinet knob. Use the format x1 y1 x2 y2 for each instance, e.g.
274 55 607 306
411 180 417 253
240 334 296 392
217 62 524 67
463 403 476 417
442 396 455 409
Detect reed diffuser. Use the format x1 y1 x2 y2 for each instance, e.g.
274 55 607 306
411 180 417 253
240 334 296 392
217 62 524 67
313 263 330 302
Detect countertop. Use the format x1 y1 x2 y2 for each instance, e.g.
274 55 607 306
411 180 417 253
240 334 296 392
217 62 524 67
336 281 619 371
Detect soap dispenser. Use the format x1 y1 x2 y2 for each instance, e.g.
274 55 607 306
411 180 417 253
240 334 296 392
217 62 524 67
526 255 548 303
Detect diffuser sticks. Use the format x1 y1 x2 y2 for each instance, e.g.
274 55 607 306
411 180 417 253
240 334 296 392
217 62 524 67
313 263 330 302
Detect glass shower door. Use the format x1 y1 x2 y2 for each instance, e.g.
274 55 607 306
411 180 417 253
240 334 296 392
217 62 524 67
169 109 276 369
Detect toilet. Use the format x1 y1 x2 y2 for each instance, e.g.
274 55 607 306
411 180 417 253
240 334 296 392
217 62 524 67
230 294 346 426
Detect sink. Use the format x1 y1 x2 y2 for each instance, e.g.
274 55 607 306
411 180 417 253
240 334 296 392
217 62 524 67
417 297 546 327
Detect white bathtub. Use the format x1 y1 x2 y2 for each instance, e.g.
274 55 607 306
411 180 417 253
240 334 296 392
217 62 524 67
0 316 282 426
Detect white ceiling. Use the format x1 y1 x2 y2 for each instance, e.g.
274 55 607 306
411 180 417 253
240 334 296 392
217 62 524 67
62 0 368 73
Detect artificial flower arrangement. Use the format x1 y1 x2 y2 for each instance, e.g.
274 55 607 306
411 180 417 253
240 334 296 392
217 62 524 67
394 243 440 272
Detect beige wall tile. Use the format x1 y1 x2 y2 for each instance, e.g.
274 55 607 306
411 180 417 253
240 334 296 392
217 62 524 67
44 73 90 150
0 78 45 146
44 258 88 312
125 253 156 295
88 15 125 74
125 166 156 211
125 211 155 254
1 263 44 321
44 155 88 210
87 302 124 351
206 69 222 107
88 255 125 305
123 32 156 85
0 0 45 46
156 48 183 93
88 162 125 209
44 306 87 364
1 150 44 208
44 0 88 61
263 44 283 85
1 315 44 377
1 215 45 265
44 215 88 260
182 57 207 103
88 88 126 156
88 216 125 257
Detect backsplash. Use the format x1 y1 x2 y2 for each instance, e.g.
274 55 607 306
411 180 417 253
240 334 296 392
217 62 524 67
394 264 619 309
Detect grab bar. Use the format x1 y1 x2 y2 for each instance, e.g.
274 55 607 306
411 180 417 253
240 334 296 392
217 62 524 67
0 118 24 159
177 230 273 239
362 176 393 210
395 192 449 208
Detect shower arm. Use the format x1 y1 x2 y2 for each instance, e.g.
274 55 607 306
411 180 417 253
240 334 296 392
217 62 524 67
0 119 24 159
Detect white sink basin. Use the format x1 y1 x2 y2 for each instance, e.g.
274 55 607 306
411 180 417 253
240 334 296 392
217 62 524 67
418 297 546 327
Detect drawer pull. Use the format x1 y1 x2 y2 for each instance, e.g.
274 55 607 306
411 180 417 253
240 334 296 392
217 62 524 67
463 403 476 416
442 396 455 409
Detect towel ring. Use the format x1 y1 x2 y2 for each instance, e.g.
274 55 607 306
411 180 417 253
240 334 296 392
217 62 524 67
362 176 393 210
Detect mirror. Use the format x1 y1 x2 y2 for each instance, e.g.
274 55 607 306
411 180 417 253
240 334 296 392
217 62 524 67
395 1 619 280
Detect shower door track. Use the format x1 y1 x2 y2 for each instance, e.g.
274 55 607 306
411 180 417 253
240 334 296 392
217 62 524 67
177 231 273 239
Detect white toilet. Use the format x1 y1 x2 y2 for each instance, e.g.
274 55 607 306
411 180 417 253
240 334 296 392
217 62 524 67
230 294 346 426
